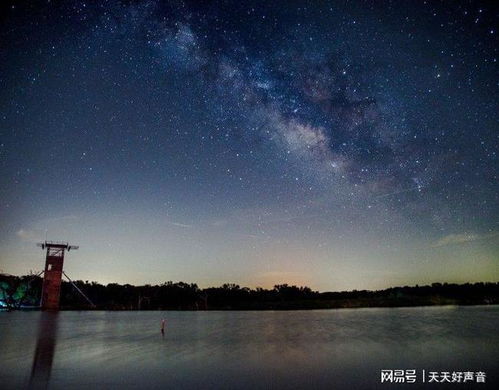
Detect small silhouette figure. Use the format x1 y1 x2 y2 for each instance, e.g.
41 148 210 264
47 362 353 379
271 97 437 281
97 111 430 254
161 319 166 336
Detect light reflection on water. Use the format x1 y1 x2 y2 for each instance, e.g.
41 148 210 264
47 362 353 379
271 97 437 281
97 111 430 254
0 306 498 389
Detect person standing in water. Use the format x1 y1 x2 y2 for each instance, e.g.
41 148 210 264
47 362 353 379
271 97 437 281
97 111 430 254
161 319 166 335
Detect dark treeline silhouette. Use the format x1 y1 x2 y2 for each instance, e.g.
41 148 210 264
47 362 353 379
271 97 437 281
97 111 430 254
1 273 498 310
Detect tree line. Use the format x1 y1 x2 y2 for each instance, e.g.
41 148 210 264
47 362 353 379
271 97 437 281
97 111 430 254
1 273 498 310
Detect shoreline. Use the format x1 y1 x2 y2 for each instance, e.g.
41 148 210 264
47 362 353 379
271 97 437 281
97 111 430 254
4 302 498 313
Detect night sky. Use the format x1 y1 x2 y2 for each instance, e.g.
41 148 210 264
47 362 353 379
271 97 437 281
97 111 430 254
0 1 497 290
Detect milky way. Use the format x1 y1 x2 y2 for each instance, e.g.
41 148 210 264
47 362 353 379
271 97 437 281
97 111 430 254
0 1 497 290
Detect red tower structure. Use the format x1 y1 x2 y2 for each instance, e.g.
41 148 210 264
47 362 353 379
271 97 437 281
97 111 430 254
37 241 79 310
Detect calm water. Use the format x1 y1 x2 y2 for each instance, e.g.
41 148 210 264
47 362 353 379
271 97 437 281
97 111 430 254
0 306 497 389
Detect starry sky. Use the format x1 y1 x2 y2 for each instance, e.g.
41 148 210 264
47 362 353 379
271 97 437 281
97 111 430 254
0 0 497 291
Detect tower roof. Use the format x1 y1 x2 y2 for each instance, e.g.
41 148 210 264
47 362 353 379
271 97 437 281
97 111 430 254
37 241 79 250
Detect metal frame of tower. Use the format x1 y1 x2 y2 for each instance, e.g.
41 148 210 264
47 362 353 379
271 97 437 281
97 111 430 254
37 241 79 310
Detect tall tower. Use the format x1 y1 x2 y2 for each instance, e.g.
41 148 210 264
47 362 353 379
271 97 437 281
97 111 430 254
37 241 79 310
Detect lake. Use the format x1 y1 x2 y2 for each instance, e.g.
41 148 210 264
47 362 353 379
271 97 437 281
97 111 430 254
1 306 497 389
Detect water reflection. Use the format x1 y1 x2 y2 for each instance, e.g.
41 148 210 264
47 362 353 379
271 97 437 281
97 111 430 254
29 312 59 389
0 307 497 389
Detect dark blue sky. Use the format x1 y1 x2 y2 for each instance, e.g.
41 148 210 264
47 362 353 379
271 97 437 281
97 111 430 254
0 0 497 290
